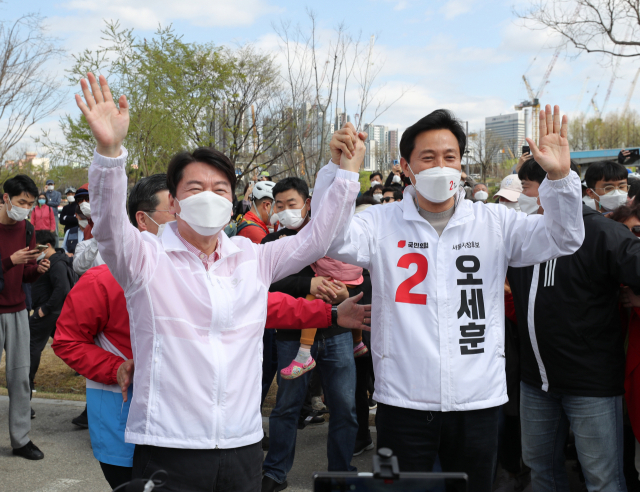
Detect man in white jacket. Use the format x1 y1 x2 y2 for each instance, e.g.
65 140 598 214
311 106 584 491
75 73 362 492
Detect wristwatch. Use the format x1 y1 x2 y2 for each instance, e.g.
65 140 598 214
331 305 338 326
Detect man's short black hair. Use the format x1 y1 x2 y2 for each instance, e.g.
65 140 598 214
400 109 466 162
272 177 309 202
518 158 547 185
372 184 384 194
2 174 39 200
36 230 57 248
383 186 403 201
127 173 168 227
166 148 236 198
585 161 628 190
629 177 640 199
370 172 382 181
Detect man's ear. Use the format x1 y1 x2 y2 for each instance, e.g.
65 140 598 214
586 188 598 200
136 211 148 232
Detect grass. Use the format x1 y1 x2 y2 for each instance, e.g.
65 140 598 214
0 341 86 398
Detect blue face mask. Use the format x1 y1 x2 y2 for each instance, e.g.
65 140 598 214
38 199 46 205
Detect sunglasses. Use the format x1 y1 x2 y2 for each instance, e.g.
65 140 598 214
382 197 394 203
632 226 640 237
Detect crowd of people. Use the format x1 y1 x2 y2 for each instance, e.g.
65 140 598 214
1 72 640 492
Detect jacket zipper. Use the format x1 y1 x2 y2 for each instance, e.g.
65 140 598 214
207 268 222 449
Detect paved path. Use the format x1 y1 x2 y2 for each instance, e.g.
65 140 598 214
0 397 377 492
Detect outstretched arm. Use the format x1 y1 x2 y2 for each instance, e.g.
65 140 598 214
77 73 154 291
258 125 363 284
502 105 584 267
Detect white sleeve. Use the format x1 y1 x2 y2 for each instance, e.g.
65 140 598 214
73 239 101 275
62 230 70 253
501 170 585 267
258 166 361 284
88 148 156 292
309 160 374 269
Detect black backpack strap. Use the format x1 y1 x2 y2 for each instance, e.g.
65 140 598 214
25 221 34 248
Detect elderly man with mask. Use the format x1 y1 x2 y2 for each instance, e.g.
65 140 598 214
472 183 489 203
311 106 584 491
76 73 361 492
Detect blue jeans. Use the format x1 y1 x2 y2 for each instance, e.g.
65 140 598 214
263 332 358 484
261 328 278 408
520 381 627 492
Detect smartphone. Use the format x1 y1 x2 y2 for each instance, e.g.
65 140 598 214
522 146 530 155
36 244 48 252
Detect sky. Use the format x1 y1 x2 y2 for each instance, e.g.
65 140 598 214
2 0 639 154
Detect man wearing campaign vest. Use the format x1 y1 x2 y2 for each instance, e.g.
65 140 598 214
311 105 584 491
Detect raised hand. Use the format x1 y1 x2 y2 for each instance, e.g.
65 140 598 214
330 122 367 166
526 105 570 181
75 73 129 158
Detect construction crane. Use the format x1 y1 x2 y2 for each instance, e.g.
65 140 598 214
623 67 640 116
574 76 590 113
591 94 602 119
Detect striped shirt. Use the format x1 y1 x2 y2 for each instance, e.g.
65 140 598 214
175 229 220 270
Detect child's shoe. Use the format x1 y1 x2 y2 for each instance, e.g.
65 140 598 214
280 356 316 379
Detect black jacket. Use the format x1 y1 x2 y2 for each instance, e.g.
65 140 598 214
507 205 640 397
31 249 72 316
261 227 350 343
59 202 78 232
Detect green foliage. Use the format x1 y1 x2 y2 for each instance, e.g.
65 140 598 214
38 21 234 179
569 111 640 151
359 170 372 194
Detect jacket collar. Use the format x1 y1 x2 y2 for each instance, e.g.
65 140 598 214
402 185 475 229
161 221 243 260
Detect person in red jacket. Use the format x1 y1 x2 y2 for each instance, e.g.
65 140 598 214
52 173 371 489
30 192 56 232
237 180 275 244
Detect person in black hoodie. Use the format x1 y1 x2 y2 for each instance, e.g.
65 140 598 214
29 230 73 396
507 157 640 491
59 187 78 233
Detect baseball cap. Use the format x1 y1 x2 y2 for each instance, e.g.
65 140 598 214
494 175 523 202
46 179 54 185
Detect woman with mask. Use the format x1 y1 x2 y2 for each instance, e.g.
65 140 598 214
30 193 56 233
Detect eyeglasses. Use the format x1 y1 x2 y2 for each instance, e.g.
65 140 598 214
631 226 640 237
146 209 174 214
599 183 629 194
382 197 394 203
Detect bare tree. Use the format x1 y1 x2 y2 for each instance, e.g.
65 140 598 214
0 14 65 164
518 0 640 59
468 130 505 181
274 11 408 186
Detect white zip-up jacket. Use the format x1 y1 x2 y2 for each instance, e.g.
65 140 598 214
88 149 360 449
311 162 584 412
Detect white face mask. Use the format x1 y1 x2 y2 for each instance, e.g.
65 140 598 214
79 201 91 218
407 164 461 204
78 219 88 229
500 200 521 211
47 185 54 191
517 194 540 215
370 180 381 187
582 196 597 210
67 195 75 203
392 175 402 184
144 212 175 237
6 199 31 222
592 188 627 212
373 194 383 203
474 191 488 202
176 191 232 237
37 252 46 262
271 205 308 230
